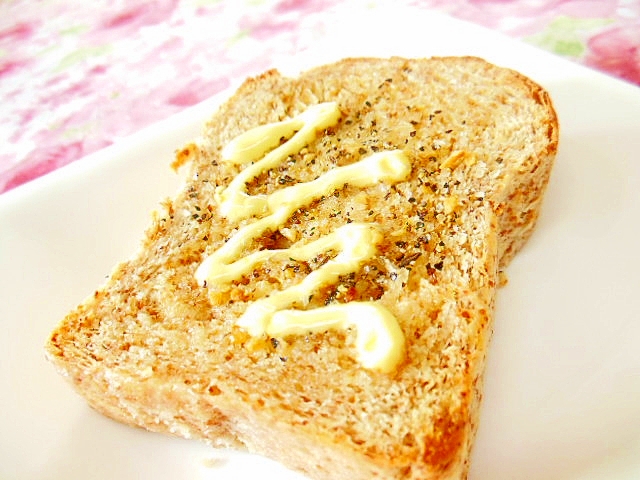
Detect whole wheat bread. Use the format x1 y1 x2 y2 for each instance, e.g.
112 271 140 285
46 56 558 479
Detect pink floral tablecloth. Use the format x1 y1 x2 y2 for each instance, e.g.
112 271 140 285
1 0 639 195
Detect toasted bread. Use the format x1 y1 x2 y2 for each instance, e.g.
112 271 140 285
46 56 558 479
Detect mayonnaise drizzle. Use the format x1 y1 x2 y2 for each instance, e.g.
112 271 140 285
196 102 411 372
215 102 342 221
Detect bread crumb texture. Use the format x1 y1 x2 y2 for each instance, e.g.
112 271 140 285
46 57 558 480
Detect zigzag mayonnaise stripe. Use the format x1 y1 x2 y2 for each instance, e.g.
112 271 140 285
196 102 411 372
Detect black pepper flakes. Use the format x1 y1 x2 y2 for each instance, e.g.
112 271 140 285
399 252 421 268
278 174 295 185
324 290 337 306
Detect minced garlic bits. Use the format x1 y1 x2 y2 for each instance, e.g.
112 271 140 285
196 102 410 372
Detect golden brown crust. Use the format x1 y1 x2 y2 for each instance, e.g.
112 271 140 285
46 56 558 480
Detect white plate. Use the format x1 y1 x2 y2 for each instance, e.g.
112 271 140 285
1 7 639 480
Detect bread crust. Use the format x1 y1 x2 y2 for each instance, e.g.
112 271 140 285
46 56 558 479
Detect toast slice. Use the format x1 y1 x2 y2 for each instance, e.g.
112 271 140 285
46 57 558 479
